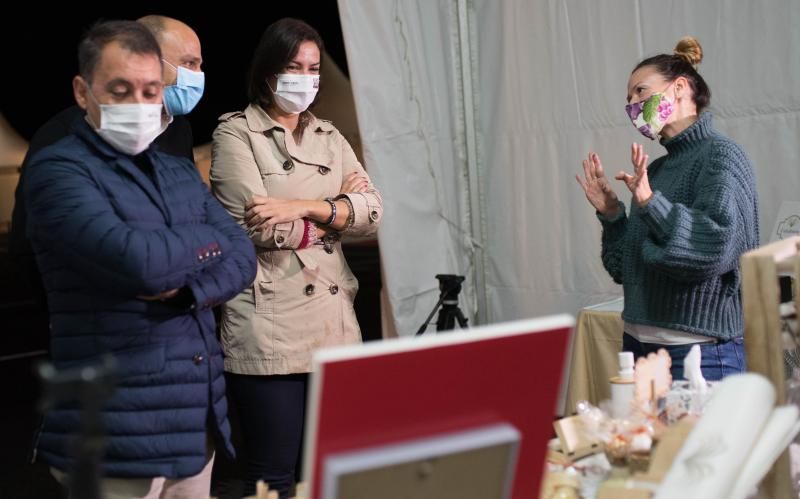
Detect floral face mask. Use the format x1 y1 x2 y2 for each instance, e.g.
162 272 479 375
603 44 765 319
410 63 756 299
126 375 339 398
625 84 675 140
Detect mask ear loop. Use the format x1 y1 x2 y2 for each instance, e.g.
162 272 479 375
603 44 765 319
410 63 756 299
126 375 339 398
82 81 103 129
664 80 681 103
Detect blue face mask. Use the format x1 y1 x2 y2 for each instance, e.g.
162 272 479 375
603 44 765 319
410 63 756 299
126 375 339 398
162 60 205 116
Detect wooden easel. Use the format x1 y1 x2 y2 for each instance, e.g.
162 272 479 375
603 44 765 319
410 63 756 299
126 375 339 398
741 235 800 499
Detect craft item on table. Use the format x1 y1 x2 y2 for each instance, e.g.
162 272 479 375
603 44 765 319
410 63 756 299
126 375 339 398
627 429 654 473
780 301 800 377
611 351 636 418
634 349 672 413
573 399 659 470
596 478 656 499
552 413 603 461
655 373 799 499
242 480 307 499
728 405 800 499
539 470 581 499
604 432 629 467
660 380 713 425
682 345 707 395
546 438 575 467
634 418 696 484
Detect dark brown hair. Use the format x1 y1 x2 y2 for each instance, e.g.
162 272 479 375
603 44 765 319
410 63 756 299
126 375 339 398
247 18 324 114
634 36 711 113
78 20 162 83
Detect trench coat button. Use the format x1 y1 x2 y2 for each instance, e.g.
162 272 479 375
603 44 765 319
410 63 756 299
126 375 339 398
318 166 330 175
304 284 315 296
192 353 205 365
370 210 379 221
282 160 294 171
324 245 334 254
329 285 339 295
276 235 285 244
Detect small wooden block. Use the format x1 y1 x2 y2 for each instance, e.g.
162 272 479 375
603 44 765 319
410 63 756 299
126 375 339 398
553 415 602 458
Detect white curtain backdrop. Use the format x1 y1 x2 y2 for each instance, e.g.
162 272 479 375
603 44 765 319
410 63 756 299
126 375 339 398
338 0 800 336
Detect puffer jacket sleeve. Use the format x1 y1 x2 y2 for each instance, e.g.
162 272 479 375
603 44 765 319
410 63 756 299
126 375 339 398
24 155 238 297
336 131 382 236
210 120 305 249
183 180 257 310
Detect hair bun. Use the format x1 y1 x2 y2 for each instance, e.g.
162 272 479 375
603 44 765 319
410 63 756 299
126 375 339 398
674 36 703 66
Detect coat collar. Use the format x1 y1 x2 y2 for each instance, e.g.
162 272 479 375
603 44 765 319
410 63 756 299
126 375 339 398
243 103 335 134
243 103 334 167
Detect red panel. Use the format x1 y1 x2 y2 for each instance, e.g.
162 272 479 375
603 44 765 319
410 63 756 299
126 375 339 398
309 325 571 499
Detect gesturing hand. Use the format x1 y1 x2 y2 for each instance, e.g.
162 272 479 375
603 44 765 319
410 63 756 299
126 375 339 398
245 196 307 230
614 143 653 207
576 152 620 218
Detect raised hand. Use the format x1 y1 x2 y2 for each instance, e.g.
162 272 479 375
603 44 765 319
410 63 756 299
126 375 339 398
614 143 653 207
576 152 620 218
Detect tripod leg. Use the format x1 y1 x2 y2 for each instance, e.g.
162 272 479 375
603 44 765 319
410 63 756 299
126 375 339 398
436 307 457 331
454 308 469 329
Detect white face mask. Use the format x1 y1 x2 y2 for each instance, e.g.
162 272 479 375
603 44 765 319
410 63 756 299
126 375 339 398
93 103 166 155
269 74 319 114
85 86 166 155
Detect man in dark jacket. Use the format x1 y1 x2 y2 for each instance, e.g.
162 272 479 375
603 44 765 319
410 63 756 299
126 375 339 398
10 15 203 304
24 20 255 497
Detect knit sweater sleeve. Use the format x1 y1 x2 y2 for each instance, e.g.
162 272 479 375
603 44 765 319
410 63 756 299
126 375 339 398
638 141 758 281
598 201 628 284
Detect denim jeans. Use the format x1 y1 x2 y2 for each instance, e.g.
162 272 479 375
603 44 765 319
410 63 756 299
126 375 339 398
622 333 746 381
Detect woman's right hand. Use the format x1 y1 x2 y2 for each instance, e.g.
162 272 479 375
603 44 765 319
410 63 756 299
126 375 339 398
576 152 620 218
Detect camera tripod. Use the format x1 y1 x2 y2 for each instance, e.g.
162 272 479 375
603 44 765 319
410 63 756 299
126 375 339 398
416 274 469 335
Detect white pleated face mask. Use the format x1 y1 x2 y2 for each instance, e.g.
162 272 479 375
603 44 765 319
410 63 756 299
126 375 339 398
94 103 166 155
270 74 319 114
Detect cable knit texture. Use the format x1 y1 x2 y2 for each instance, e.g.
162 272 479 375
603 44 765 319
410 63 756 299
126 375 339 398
598 112 759 340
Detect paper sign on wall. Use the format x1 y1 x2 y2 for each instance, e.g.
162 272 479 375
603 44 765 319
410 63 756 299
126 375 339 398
770 202 800 242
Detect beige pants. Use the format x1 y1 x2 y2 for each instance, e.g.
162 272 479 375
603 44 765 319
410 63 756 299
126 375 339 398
51 451 215 499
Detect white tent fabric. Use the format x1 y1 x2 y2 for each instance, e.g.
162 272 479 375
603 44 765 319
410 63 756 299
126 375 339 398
338 0 800 336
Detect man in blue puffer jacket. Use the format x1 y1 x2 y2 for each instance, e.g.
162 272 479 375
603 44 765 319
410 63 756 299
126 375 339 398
23 20 256 497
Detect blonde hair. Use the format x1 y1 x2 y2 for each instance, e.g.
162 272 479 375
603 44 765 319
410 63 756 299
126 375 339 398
674 36 703 67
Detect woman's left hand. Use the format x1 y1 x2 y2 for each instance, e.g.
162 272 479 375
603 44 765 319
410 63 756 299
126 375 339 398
615 143 653 207
245 196 307 229
340 172 369 194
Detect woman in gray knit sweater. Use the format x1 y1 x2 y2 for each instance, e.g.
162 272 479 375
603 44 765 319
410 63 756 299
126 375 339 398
576 36 759 381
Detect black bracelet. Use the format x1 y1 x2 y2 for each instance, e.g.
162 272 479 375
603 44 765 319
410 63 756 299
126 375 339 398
323 198 337 226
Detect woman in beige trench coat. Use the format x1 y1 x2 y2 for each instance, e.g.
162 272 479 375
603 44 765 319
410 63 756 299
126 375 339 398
209 18 382 499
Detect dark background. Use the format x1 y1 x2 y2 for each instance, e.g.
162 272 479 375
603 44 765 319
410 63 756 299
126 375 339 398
1 4 349 144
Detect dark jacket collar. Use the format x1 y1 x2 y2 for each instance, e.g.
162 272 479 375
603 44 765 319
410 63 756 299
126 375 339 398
72 116 170 217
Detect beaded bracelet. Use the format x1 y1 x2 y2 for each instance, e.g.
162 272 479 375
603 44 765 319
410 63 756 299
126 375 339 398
334 194 356 228
323 197 337 226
